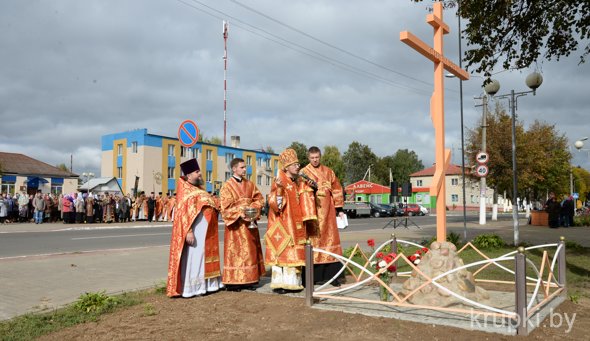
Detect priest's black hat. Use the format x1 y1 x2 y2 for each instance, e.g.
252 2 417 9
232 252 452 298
180 158 200 175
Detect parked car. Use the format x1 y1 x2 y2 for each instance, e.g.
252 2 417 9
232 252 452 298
418 204 429 215
381 203 404 217
403 204 423 216
343 201 371 218
369 203 394 217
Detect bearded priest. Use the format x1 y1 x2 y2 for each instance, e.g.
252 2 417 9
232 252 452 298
266 148 317 294
166 158 223 297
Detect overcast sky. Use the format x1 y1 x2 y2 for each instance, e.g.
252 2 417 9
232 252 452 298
1 0 589 178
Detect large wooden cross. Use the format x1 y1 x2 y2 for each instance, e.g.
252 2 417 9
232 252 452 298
400 2 469 242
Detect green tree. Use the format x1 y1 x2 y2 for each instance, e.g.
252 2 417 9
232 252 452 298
572 167 590 206
374 149 424 185
287 141 309 168
321 145 345 182
56 163 70 172
466 104 571 200
412 1 590 73
342 141 380 184
263 146 275 154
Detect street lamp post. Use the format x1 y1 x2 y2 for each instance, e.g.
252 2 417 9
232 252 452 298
483 73 543 246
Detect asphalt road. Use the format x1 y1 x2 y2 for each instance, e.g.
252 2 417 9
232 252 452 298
0 213 513 259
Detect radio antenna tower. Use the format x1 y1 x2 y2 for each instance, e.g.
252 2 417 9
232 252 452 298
223 20 229 146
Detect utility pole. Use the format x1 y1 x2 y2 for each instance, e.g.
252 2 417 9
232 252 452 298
223 21 229 146
475 95 488 225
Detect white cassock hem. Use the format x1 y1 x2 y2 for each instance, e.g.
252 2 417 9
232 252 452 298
180 212 224 298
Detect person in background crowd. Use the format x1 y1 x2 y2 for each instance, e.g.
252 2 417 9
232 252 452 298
33 192 46 224
18 191 29 222
147 192 156 222
43 193 53 223
103 193 115 223
0 193 8 224
9 194 18 223
155 192 163 222
62 194 73 224
544 192 560 228
117 194 127 222
28 194 34 221
57 193 63 221
75 193 85 223
86 194 94 223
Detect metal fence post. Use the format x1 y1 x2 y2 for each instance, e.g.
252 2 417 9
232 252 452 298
305 239 314 307
390 233 398 278
515 246 528 336
558 236 566 289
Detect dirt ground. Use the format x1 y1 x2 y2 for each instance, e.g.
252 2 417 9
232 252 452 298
38 286 589 341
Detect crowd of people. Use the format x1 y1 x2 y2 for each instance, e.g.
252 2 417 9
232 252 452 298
166 146 346 298
0 190 177 225
544 192 576 228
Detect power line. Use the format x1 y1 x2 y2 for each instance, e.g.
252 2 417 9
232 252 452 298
229 0 436 89
175 0 440 96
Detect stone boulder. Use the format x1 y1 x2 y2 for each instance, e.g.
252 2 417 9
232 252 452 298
400 241 490 307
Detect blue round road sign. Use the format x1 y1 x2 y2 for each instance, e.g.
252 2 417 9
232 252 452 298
178 120 200 148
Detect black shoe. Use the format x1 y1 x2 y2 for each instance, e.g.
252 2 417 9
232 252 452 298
330 280 342 287
244 285 257 291
273 288 287 295
225 285 242 292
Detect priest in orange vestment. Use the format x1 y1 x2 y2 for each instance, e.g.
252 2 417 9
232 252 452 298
266 148 317 293
166 158 223 297
219 158 265 291
302 146 345 286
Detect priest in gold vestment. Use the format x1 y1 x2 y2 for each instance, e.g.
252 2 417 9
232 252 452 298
302 146 345 286
166 159 223 297
266 148 317 293
219 158 265 291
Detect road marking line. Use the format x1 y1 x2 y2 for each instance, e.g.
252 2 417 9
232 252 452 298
0 245 171 261
71 233 170 240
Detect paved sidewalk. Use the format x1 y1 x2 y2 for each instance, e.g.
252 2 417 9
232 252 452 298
0 217 587 321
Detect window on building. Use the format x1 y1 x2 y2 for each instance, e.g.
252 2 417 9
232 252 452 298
117 144 123 156
0 182 15 195
246 155 252 165
257 175 262 185
225 171 231 181
274 160 278 171
225 153 235 164
266 175 271 186
180 147 186 157
265 159 271 169
192 148 198 158
246 174 252 181
451 194 459 202
132 141 138 153
168 144 175 156
257 158 262 166
206 171 212 182
416 180 423 187
117 167 123 179
168 167 175 178
451 178 459 186
206 150 212 160
50 184 62 196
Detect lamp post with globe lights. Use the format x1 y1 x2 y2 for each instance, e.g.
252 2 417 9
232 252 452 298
483 72 543 246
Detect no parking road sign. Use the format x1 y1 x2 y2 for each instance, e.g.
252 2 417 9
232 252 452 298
177 120 200 148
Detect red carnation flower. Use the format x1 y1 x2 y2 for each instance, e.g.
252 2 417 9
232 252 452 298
422 247 429 253
409 255 416 262
367 239 375 248
376 252 384 259
387 264 397 272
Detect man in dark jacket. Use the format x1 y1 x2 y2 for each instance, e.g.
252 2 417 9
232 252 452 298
147 192 156 222
545 192 560 228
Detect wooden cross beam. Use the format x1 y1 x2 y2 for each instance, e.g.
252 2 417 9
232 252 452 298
399 2 469 243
